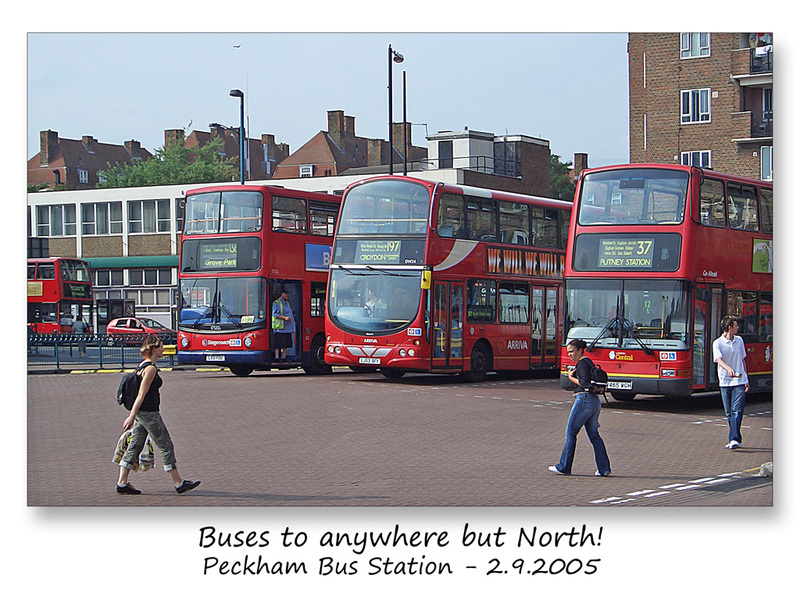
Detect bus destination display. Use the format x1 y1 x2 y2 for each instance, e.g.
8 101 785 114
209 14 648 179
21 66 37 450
200 242 238 269
572 233 681 272
598 238 655 268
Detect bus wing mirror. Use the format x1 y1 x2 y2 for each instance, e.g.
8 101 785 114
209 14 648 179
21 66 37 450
421 269 432 290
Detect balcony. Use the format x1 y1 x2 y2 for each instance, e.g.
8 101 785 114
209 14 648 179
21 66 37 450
750 45 773 74
731 111 773 145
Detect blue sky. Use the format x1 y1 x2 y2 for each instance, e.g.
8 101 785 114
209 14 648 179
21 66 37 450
27 32 631 168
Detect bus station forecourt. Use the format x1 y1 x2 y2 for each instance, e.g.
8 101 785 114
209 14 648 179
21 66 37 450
27 362 773 507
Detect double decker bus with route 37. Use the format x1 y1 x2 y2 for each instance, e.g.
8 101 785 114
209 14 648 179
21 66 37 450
324 175 572 381
561 164 772 400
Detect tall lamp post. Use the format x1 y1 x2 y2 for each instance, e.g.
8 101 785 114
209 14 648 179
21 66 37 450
230 89 245 184
388 45 404 175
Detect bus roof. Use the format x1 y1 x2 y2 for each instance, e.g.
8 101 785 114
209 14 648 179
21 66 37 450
578 163 771 188
343 174 574 209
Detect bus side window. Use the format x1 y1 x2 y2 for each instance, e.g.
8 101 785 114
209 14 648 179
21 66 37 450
699 178 726 227
727 184 759 231
759 188 773 234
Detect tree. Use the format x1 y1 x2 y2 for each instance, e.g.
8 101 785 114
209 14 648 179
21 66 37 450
98 136 238 188
549 154 576 201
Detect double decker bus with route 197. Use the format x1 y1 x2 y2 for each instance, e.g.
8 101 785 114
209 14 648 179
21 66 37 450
561 164 772 400
324 175 572 381
27 257 93 334
177 184 341 376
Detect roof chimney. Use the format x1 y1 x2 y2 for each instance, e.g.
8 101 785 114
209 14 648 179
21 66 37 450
39 130 59 166
573 153 589 177
164 129 185 149
82 135 97 152
124 140 142 158
327 110 345 147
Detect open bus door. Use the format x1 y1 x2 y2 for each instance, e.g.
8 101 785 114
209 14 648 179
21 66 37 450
270 280 302 363
431 281 464 372
692 284 724 389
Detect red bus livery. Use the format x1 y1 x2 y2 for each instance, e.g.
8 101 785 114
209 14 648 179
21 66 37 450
324 176 572 381
27 257 93 334
561 164 772 400
177 185 341 376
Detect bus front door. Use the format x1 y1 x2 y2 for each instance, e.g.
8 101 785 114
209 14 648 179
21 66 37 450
432 282 464 371
270 279 302 363
693 284 723 388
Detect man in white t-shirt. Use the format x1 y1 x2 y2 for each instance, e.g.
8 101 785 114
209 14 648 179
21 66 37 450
712 315 750 449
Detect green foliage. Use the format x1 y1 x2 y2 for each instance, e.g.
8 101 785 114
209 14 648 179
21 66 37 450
98 136 238 188
549 154 576 201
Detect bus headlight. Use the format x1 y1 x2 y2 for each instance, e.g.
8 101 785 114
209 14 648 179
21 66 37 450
408 348 415 357
244 336 253 347
399 349 406 357
180 336 189 348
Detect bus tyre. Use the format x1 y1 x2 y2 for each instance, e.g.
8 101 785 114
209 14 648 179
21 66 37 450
380 368 405 380
303 335 332 375
610 391 637 402
229 365 254 377
465 341 492 382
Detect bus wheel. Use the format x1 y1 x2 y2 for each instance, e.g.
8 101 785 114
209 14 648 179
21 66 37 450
465 341 492 382
610 391 637 401
380 368 405 379
229 365 254 377
303 335 332 375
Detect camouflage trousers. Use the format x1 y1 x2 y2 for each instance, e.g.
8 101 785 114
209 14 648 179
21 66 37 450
120 411 177 472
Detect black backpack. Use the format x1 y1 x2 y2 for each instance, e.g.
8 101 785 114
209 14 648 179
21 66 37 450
116 362 154 410
588 361 609 395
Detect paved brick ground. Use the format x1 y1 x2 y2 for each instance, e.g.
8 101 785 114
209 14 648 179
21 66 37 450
26 366 773 507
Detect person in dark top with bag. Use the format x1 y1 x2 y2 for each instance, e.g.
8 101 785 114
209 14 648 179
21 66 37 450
548 339 612 477
115 334 201 495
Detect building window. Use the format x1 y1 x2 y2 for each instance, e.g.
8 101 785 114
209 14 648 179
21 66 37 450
93 268 124 287
36 204 76 237
299 165 313 178
78 168 89 184
761 146 773 181
129 268 173 286
82 202 123 235
438 141 453 169
681 151 711 169
680 33 710 59
681 88 711 124
128 199 170 233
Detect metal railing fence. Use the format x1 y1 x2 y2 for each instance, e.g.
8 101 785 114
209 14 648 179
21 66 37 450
28 333 178 370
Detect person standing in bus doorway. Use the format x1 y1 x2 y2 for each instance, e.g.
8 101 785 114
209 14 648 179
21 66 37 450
549 339 612 477
712 315 750 449
272 285 295 362
116 334 201 495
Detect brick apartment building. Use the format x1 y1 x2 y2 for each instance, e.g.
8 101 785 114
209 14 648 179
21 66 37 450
28 130 152 191
628 32 773 180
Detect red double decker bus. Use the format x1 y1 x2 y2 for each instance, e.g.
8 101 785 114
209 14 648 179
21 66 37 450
177 184 341 376
324 176 572 381
27 257 93 333
561 164 773 400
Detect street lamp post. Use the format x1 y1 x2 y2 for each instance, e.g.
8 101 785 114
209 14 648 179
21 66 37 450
230 89 245 184
388 44 404 175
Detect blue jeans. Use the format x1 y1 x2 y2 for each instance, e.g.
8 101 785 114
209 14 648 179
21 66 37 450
556 393 611 475
720 385 746 443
